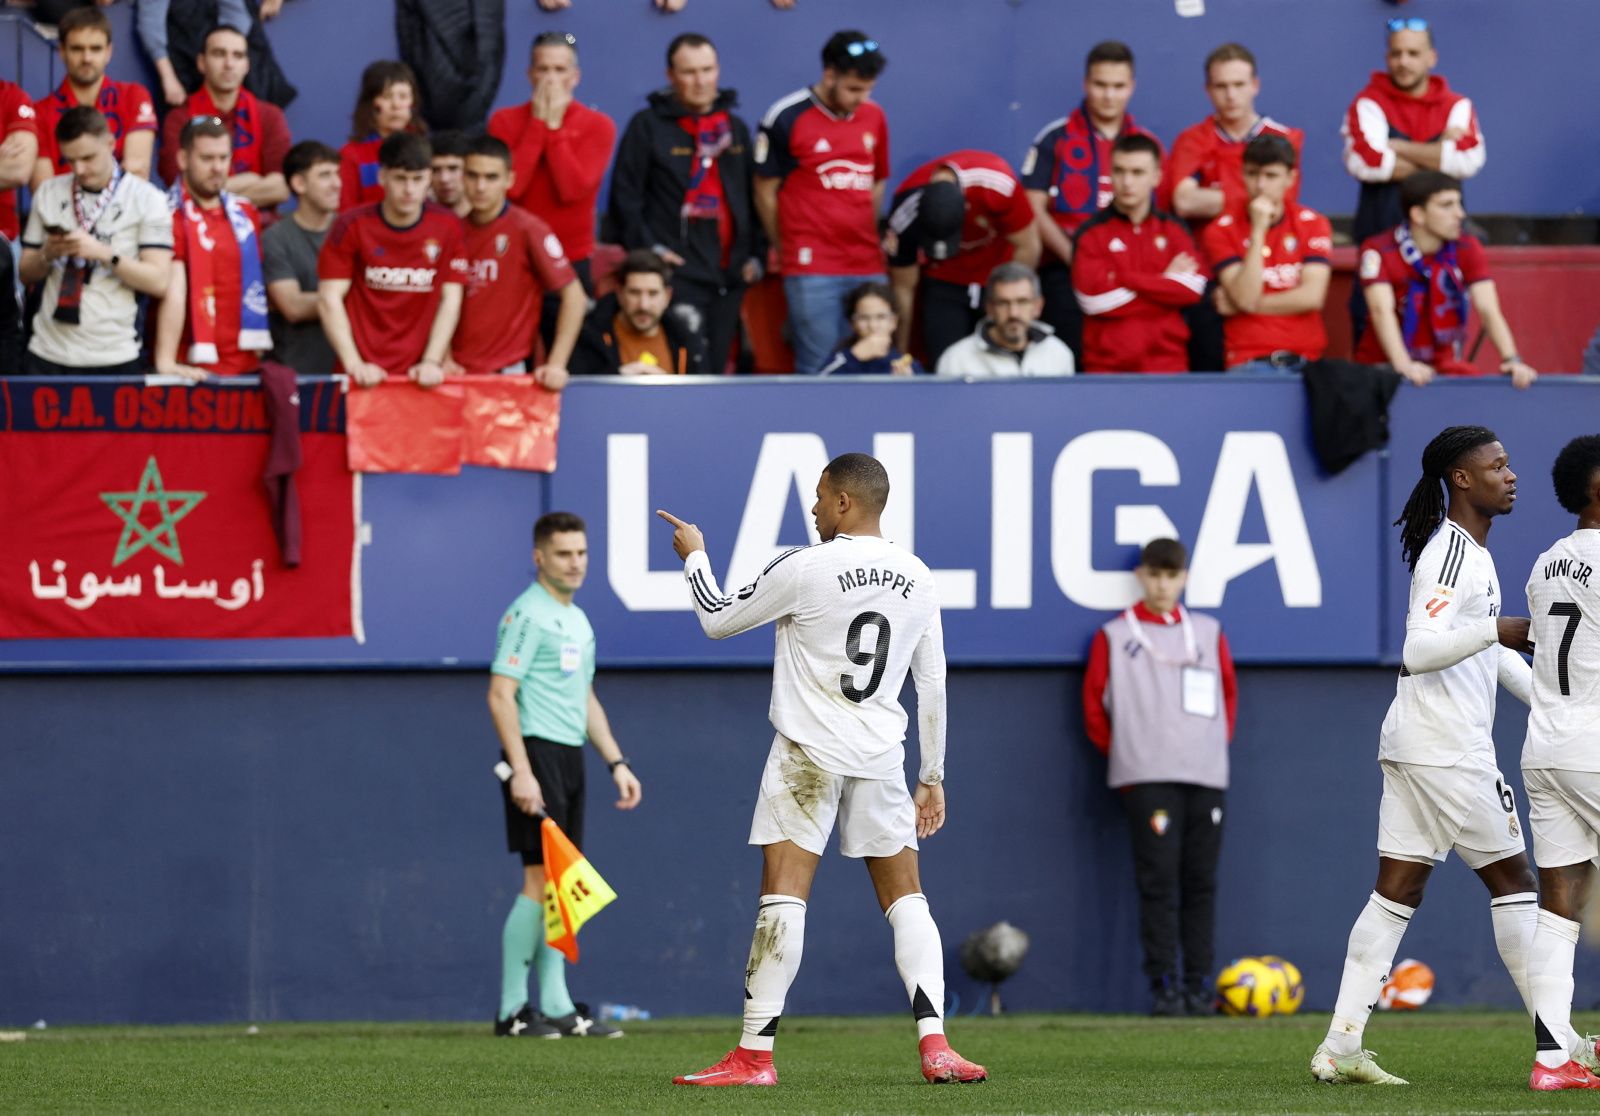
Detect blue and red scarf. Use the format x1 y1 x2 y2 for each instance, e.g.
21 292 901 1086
167 183 271 365
1394 221 1468 359
1049 102 1147 216
679 112 733 266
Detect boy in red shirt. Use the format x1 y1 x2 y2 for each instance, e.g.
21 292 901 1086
153 117 270 380
318 132 467 387
449 135 584 383
32 7 156 189
1356 170 1535 389
1072 135 1205 373
1202 135 1331 372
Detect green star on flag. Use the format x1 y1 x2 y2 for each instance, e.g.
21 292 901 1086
100 456 207 567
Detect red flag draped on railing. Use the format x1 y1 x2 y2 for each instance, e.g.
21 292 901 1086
344 377 560 475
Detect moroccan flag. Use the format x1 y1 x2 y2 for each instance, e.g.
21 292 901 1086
0 379 357 640
540 815 617 963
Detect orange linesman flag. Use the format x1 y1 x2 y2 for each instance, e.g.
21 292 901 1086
540 816 618 962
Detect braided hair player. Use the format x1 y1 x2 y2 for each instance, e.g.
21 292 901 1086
1310 426 1556 1084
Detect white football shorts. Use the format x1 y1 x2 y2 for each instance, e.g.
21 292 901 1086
1523 767 1600 869
749 732 918 859
1377 755 1525 870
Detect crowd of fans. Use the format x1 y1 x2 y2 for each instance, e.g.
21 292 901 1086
0 11 1545 387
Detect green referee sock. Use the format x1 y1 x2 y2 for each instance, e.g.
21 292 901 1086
499 894 540 1022
534 935 577 1019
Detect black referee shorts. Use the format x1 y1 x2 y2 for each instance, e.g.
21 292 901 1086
503 736 586 867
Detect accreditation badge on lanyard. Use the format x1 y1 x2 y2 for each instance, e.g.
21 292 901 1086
1122 605 1218 720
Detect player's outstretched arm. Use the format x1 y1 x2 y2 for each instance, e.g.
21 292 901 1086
657 509 802 640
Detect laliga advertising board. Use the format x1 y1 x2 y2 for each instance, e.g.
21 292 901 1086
549 378 1384 666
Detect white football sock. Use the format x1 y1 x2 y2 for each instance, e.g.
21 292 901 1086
885 893 945 1040
1490 891 1539 1017
741 895 806 1052
1325 891 1414 1057
1529 908 1581 1070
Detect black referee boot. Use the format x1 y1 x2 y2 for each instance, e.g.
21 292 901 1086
494 1004 560 1038
544 1003 624 1038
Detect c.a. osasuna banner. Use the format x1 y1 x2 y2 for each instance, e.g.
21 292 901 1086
0 380 359 640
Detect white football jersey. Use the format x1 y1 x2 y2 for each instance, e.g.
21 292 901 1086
683 534 947 783
1523 529 1600 771
1380 521 1508 766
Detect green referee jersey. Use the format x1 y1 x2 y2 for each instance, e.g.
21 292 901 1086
491 579 596 746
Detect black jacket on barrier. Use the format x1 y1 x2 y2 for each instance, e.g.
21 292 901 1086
569 292 704 377
608 89 762 291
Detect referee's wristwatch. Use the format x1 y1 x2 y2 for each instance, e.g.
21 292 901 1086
607 756 632 773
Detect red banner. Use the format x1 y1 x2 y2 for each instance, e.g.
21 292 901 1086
0 429 358 639
344 377 560 475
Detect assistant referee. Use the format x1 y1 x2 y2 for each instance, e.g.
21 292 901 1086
488 511 642 1038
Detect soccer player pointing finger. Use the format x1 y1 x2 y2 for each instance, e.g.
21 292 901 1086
657 454 986 1087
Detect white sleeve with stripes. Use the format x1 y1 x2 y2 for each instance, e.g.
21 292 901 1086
1401 531 1497 674
683 548 803 640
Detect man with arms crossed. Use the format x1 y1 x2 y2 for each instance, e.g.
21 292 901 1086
657 454 986 1086
489 512 641 1039
1311 425 1551 1084
1519 435 1600 1090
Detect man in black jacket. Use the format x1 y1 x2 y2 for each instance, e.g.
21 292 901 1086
570 250 704 376
608 33 762 375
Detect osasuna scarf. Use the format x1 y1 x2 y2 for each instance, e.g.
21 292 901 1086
679 112 733 266
53 165 124 325
1049 102 1146 216
189 84 263 176
1394 220 1468 359
167 182 271 364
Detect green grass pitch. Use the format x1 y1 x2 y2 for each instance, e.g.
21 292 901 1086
2 1010 1596 1114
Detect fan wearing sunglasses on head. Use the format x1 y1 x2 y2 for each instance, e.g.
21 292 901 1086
752 30 891 375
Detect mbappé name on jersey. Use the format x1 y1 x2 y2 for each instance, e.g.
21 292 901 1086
683 534 947 784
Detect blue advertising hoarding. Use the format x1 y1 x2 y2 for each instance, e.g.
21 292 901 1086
1 376 1592 670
